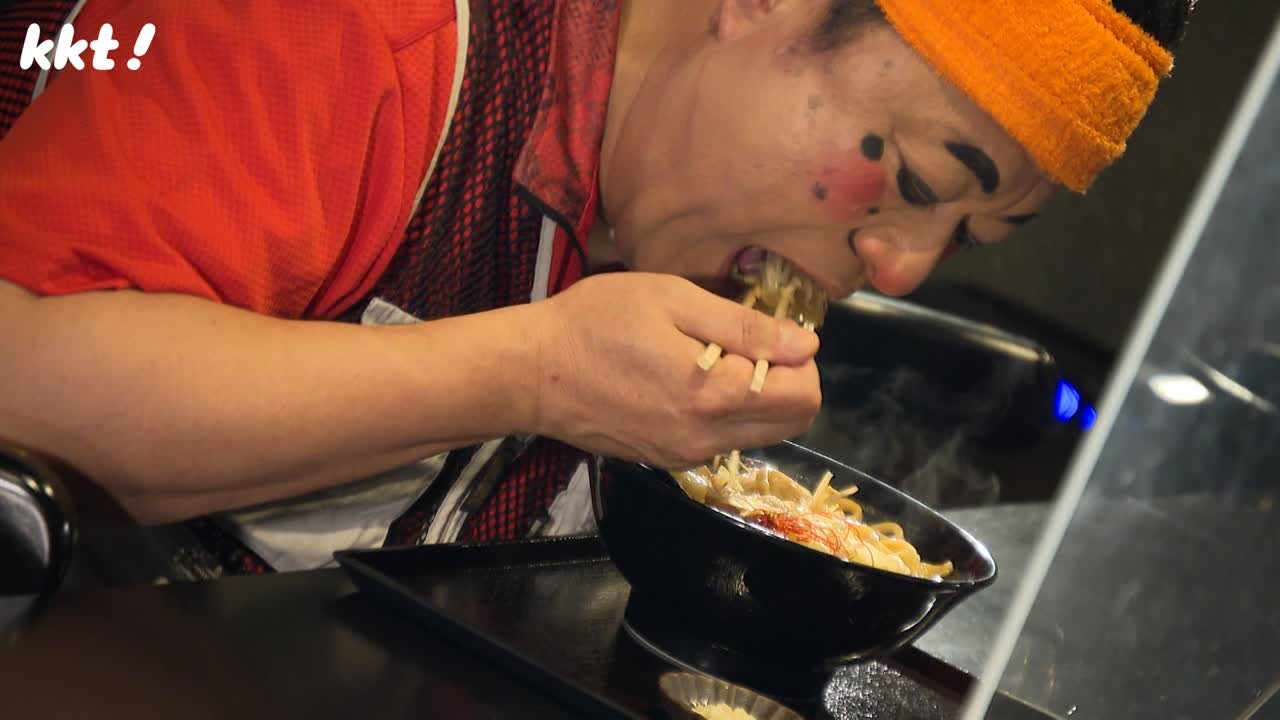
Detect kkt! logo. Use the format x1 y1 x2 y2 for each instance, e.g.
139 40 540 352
20 23 155 71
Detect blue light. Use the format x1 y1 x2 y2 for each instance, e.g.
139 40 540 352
1078 405 1098 430
1054 379 1081 422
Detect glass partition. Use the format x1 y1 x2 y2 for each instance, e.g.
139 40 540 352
962 15 1280 720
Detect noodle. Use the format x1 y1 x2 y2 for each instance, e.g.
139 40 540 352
672 457 953 581
697 253 828 392
738 252 828 332
691 704 757 720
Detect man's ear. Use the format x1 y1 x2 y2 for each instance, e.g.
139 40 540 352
711 0 789 42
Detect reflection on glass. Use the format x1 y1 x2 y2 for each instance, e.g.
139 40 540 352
1146 372 1211 405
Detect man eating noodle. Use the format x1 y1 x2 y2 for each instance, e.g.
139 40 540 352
0 0 1192 576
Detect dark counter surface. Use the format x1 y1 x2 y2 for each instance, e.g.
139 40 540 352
4 500 1271 719
0 566 585 719
0 504 1042 719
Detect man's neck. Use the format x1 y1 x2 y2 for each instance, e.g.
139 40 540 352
598 0 715 233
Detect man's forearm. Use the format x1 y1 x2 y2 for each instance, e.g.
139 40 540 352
0 282 542 523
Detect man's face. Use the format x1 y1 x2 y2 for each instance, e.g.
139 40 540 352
600 1 1055 299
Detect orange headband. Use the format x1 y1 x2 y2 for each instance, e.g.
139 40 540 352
875 0 1174 191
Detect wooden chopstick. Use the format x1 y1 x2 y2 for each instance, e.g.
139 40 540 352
697 287 760 371
749 280 798 393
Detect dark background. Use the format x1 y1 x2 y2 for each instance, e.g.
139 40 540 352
924 0 1280 356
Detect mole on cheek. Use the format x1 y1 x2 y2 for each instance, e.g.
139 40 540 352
860 134 885 162
812 183 829 201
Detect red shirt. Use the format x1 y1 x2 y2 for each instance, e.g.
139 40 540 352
0 0 623 571
0 0 461 318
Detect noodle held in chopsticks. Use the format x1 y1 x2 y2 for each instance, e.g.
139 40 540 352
697 253 828 393
671 456 953 581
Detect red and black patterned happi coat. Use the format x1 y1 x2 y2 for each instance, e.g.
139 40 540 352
352 0 620 555
0 0 621 575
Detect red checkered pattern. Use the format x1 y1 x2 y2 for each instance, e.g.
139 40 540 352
458 437 586 542
359 0 618 546
0 0 76 142
365 0 552 321
513 0 621 229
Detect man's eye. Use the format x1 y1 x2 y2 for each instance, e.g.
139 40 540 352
952 220 980 249
897 166 938 207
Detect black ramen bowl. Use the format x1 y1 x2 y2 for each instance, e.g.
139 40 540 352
590 441 996 695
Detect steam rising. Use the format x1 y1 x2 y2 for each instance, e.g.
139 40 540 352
801 365 1014 509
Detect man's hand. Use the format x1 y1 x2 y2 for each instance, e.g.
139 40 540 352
530 273 822 468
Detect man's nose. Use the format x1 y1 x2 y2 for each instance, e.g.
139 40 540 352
850 220 953 297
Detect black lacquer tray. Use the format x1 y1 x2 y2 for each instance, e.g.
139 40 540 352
336 536 1051 720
